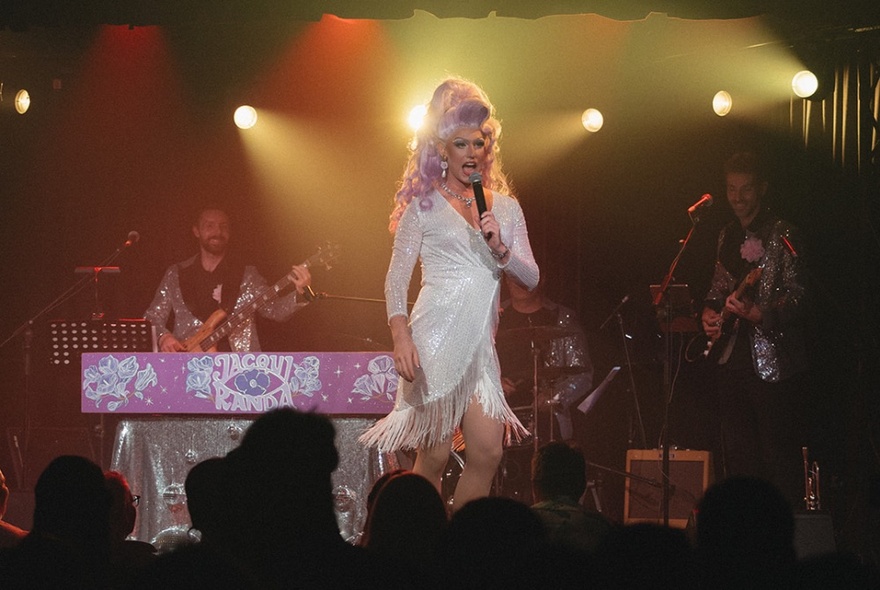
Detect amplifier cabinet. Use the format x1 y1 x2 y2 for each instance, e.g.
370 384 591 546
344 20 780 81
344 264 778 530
624 449 713 529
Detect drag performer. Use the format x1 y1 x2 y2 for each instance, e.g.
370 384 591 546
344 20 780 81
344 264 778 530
360 78 540 510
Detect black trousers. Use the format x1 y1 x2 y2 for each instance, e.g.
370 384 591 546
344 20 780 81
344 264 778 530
717 367 808 508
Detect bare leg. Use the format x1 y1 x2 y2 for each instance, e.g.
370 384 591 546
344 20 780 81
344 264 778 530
413 438 453 494
451 399 504 511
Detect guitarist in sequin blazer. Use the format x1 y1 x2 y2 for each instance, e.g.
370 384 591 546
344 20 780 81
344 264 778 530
144 208 312 353
699 152 810 508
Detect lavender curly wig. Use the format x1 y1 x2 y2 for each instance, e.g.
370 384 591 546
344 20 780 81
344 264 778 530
389 78 512 232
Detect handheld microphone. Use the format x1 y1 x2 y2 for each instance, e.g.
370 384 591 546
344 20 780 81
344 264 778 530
687 194 713 214
469 172 492 240
124 231 140 247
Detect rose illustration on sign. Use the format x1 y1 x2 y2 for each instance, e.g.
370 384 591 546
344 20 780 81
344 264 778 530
83 354 157 411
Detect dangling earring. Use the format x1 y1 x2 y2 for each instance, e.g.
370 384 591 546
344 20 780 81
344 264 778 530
440 158 448 179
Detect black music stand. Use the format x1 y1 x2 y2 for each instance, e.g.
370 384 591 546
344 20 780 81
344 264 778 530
47 318 155 366
43 318 155 469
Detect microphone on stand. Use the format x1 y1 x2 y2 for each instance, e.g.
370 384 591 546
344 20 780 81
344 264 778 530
124 231 140 248
687 194 713 214
599 294 630 330
687 194 713 223
469 172 492 240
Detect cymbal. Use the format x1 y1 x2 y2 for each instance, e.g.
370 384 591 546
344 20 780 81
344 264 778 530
536 366 589 379
501 365 587 386
496 325 580 342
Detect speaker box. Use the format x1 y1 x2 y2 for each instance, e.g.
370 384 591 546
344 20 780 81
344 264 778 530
6 427 96 491
794 512 836 559
624 449 713 529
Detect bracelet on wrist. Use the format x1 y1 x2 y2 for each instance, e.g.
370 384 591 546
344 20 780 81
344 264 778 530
491 246 509 260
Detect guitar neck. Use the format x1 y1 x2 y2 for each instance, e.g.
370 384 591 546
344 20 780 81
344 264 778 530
197 251 327 350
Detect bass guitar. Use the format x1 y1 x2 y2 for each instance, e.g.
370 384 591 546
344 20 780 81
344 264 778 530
181 242 340 352
702 266 763 361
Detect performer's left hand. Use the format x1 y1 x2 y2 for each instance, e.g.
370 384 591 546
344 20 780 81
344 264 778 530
725 292 762 325
288 265 312 295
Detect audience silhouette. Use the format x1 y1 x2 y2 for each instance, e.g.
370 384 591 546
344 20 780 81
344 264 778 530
6 422 880 589
592 522 695 589
693 475 797 589
530 440 614 554
361 471 447 585
104 470 156 587
0 455 112 588
0 467 27 550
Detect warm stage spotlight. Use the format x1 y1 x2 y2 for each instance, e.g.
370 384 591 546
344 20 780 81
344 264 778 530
408 104 427 132
581 108 604 133
234 105 258 129
0 83 31 114
712 90 732 116
792 70 819 99
14 89 31 114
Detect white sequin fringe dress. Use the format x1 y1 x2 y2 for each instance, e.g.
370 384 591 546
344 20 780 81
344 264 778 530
360 190 540 452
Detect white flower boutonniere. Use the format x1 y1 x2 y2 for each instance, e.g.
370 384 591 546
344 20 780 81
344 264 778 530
740 235 765 263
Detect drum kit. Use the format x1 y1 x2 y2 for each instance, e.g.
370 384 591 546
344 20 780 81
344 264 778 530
442 323 589 505
494 324 585 449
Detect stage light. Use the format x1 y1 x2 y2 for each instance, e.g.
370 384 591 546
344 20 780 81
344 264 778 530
14 89 31 114
792 70 819 99
581 108 603 133
0 83 31 115
712 91 732 116
408 104 427 132
234 105 258 129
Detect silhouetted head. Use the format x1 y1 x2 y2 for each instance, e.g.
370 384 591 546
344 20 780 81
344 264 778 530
104 470 137 542
185 457 233 541
695 476 796 588
33 455 111 542
531 441 587 503
225 409 340 539
363 472 447 561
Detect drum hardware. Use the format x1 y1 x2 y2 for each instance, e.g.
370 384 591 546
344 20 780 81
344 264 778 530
495 325 580 343
802 446 821 511
497 324 587 446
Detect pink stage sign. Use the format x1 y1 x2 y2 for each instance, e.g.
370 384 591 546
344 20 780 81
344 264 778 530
81 352 398 415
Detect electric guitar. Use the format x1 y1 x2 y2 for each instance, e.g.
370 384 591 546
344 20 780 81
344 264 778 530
181 242 340 352
702 266 763 361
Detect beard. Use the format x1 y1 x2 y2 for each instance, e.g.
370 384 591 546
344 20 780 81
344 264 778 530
201 236 228 256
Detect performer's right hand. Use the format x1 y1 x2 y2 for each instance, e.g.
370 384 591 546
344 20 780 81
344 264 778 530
158 333 185 353
701 307 722 339
390 316 420 382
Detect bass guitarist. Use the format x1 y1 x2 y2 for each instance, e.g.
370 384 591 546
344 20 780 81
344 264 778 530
145 207 312 353
699 152 810 508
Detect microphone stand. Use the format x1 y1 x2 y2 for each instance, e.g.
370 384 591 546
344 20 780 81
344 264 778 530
652 223 698 527
306 292 388 305
599 296 647 450
0 236 135 484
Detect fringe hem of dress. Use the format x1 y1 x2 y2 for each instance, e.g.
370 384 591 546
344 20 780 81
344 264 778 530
359 368 528 453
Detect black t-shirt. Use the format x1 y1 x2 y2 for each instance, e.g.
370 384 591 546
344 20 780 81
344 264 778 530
178 256 245 351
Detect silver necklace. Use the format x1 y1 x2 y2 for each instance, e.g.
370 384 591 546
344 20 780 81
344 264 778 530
440 182 474 208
